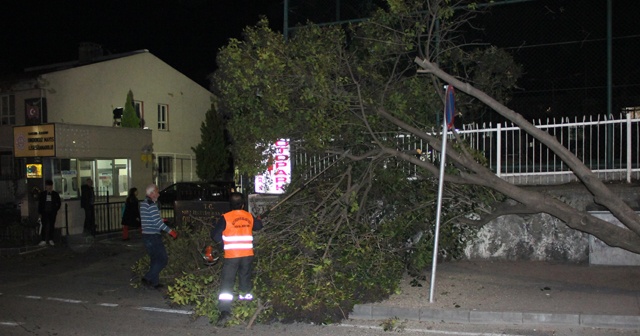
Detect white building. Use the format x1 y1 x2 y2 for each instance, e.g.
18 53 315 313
0 45 213 233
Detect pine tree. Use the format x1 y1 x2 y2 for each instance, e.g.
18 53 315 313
192 103 231 181
121 90 140 128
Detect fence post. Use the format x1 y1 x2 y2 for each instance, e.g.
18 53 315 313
627 112 632 183
105 190 110 234
64 203 69 237
496 123 502 177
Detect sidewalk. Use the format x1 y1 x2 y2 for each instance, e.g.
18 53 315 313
350 260 640 329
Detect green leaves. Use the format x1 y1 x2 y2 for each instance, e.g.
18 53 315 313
212 19 354 175
121 90 140 128
183 0 520 325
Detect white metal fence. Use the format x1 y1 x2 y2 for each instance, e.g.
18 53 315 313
294 113 640 185
456 113 640 185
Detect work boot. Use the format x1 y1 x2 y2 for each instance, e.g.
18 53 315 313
141 278 154 289
216 311 231 327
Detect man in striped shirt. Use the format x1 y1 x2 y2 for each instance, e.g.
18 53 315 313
140 184 178 289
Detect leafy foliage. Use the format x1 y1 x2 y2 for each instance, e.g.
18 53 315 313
169 272 219 321
130 224 219 307
121 90 140 128
163 0 520 325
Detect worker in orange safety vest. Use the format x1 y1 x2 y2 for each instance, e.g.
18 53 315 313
210 192 263 326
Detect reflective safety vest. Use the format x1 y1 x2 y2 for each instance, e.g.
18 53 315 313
221 210 254 258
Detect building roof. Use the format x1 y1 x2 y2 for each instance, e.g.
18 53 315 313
23 49 150 74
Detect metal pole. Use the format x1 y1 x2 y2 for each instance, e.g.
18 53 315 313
283 0 289 41
606 0 613 167
429 100 449 303
607 0 612 119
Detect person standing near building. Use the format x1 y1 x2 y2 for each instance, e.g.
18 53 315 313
121 187 140 241
140 184 178 289
38 180 61 246
210 192 263 326
80 178 95 236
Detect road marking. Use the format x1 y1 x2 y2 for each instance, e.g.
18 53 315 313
0 322 22 327
98 303 119 307
46 297 86 304
17 293 193 316
137 307 193 315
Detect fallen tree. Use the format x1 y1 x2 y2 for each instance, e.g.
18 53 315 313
411 58 640 252
159 0 640 326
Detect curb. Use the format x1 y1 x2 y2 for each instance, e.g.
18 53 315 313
349 304 640 329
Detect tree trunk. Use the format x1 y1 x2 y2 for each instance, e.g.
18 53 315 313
390 57 640 253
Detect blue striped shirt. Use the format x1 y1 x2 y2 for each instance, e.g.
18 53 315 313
140 197 170 234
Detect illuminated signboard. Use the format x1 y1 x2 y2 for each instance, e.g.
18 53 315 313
13 124 56 157
254 139 291 194
26 164 43 179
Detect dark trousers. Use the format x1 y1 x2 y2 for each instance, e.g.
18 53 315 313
40 211 57 242
83 207 95 235
218 256 254 312
142 234 168 286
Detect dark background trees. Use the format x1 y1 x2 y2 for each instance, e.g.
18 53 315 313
192 103 233 181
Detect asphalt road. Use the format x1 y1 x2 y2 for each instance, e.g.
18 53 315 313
1 239 637 336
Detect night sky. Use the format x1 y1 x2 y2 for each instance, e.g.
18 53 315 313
1 0 284 87
3 0 638 118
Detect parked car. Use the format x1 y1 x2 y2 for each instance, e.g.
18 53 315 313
158 181 235 207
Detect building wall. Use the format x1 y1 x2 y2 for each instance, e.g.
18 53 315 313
37 51 213 164
1 51 214 239
0 85 42 151
0 85 43 204
57 123 152 235
54 123 151 180
22 123 153 235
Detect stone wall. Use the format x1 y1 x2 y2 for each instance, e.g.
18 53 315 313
463 183 640 262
